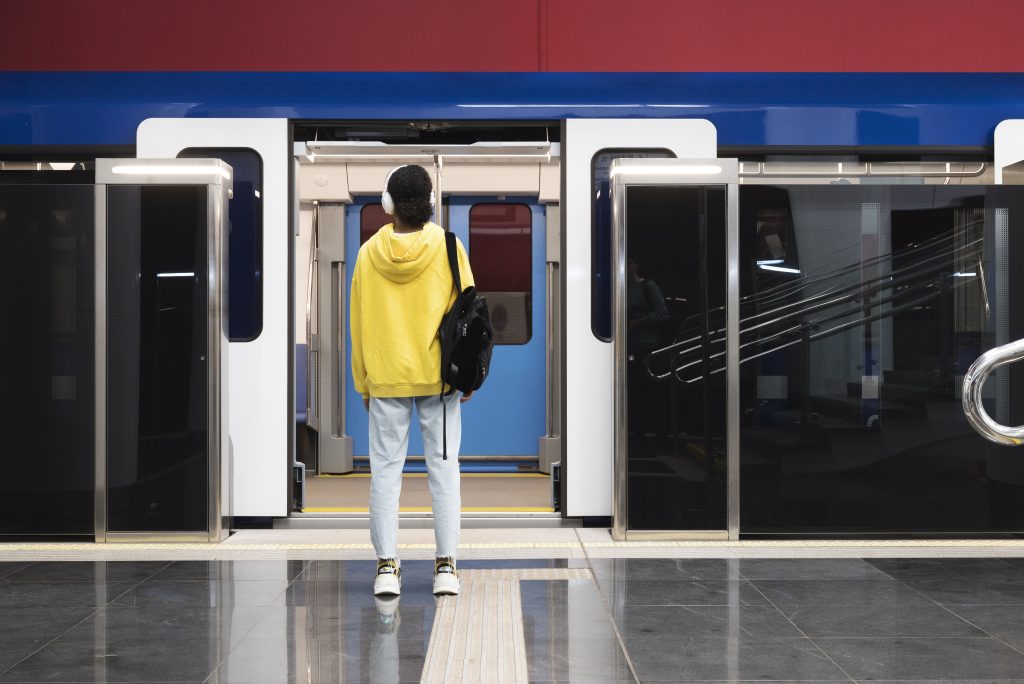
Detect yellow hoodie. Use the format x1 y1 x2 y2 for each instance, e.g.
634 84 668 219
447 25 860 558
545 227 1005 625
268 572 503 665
350 222 474 398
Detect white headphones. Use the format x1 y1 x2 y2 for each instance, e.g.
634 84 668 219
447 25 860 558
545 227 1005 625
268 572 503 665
381 165 435 216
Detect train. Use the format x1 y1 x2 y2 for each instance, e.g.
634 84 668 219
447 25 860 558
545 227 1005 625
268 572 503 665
4 70 1024 540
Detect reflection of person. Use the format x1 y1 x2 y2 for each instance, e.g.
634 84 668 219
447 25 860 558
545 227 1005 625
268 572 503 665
627 255 669 349
626 255 669 438
350 165 473 598
370 596 401 683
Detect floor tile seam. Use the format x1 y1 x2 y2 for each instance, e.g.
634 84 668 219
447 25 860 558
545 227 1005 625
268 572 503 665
0 599 107 678
742 572 858 684
0 559 177 678
0 561 34 581
575 527 641 684
925 598 1024 660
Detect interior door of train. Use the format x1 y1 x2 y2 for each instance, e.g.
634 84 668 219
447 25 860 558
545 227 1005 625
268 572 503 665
342 196 547 473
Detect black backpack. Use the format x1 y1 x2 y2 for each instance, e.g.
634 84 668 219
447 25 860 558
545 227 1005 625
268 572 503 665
437 231 494 458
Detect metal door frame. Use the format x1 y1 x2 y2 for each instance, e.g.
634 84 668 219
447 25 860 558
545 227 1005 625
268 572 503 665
94 157 231 542
610 158 739 541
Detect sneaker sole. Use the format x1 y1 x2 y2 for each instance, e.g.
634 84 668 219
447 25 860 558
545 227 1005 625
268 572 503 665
374 577 402 596
433 577 460 596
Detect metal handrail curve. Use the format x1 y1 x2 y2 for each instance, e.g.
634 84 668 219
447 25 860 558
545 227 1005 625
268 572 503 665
962 338 1024 446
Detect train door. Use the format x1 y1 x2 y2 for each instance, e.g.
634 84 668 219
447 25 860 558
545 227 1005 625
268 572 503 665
297 145 560 517
329 197 552 511
447 197 547 470
137 118 291 521
563 119 718 522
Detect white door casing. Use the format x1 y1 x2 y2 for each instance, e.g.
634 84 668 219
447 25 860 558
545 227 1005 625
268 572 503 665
564 119 716 516
137 118 290 517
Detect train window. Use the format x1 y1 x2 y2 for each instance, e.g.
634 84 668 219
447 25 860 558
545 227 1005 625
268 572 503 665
591 149 675 341
360 203 392 244
469 203 532 345
178 148 263 342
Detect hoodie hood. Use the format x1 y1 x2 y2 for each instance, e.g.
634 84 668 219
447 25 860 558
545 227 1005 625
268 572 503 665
366 222 446 284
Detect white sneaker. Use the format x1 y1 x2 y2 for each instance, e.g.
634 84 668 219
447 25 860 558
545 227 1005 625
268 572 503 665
433 557 460 596
374 558 401 596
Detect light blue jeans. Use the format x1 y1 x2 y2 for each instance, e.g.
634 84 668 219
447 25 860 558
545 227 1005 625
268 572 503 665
369 394 462 559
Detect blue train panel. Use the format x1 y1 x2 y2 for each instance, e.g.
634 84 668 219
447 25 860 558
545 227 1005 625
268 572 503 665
4 73 1024 147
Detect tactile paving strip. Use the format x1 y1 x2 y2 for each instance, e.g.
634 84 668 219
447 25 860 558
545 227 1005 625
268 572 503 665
420 568 591 684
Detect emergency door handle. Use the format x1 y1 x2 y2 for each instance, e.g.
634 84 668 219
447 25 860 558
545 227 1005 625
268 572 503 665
962 338 1024 445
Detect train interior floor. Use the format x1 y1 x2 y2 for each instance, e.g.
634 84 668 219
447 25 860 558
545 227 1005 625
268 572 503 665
302 472 555 512
2 534 1024 681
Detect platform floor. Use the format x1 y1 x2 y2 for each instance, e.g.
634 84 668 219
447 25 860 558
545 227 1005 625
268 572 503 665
2 553 1024 682
303 472 554 512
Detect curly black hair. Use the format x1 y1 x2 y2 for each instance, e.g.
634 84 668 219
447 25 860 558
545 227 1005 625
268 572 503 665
387 165 433 227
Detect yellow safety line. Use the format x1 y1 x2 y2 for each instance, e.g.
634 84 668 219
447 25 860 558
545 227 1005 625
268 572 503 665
315 473 547 479
302 506 556 513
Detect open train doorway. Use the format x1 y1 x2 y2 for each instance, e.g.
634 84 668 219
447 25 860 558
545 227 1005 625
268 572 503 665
293 125 563 524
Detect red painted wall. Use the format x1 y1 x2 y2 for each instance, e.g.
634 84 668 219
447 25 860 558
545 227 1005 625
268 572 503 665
2 0 1021 72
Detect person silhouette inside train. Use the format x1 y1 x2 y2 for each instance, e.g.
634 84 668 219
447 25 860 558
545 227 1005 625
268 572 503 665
626 254 670 441
350 164 474 597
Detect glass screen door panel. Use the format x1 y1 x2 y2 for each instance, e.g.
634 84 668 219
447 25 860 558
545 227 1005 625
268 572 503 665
107 185 210 532
612 158 738 540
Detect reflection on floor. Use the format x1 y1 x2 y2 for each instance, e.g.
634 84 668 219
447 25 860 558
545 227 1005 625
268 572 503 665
3 556 1024 682
303 473 554 512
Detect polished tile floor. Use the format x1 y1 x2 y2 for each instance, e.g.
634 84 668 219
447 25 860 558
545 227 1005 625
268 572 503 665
2 557 1024 682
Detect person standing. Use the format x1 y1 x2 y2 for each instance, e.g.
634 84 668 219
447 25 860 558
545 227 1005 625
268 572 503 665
350 164 474 596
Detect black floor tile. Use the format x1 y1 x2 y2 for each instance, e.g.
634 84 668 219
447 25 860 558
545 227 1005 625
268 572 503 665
521 579 619 640
867 558 1024 581
947 604 1024 638
1000 635 1024 656
278 578 437 607
589 558 740 582
153 560 306 582
3 561 170 583
245 601 435 644
738 559 894 581
621 636 848 681
525 636 634 681
905 574 1024 605
0 581 136 608
602 579 770 606
0 607 97 648
0 636 224 682
60 604 268 649
749 579 934 606
778 602 985 638
209 636 427 683
109 579 289 610
616 604 802 640
814 637 1024 680
0 562 33 580
0 639 52 674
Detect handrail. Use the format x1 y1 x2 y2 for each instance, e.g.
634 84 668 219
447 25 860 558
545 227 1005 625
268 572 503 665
962 338 1024 446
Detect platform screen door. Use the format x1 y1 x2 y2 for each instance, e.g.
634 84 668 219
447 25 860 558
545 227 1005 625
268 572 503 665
611 159 739 540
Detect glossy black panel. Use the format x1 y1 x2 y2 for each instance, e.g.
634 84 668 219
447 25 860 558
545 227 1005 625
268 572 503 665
107 185 208 532
0 184 94 535
626 185 727 531
738 184 1024 534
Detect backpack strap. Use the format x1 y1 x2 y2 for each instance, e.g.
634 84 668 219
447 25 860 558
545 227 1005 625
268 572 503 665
441 231 460 461
445 231 462 294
